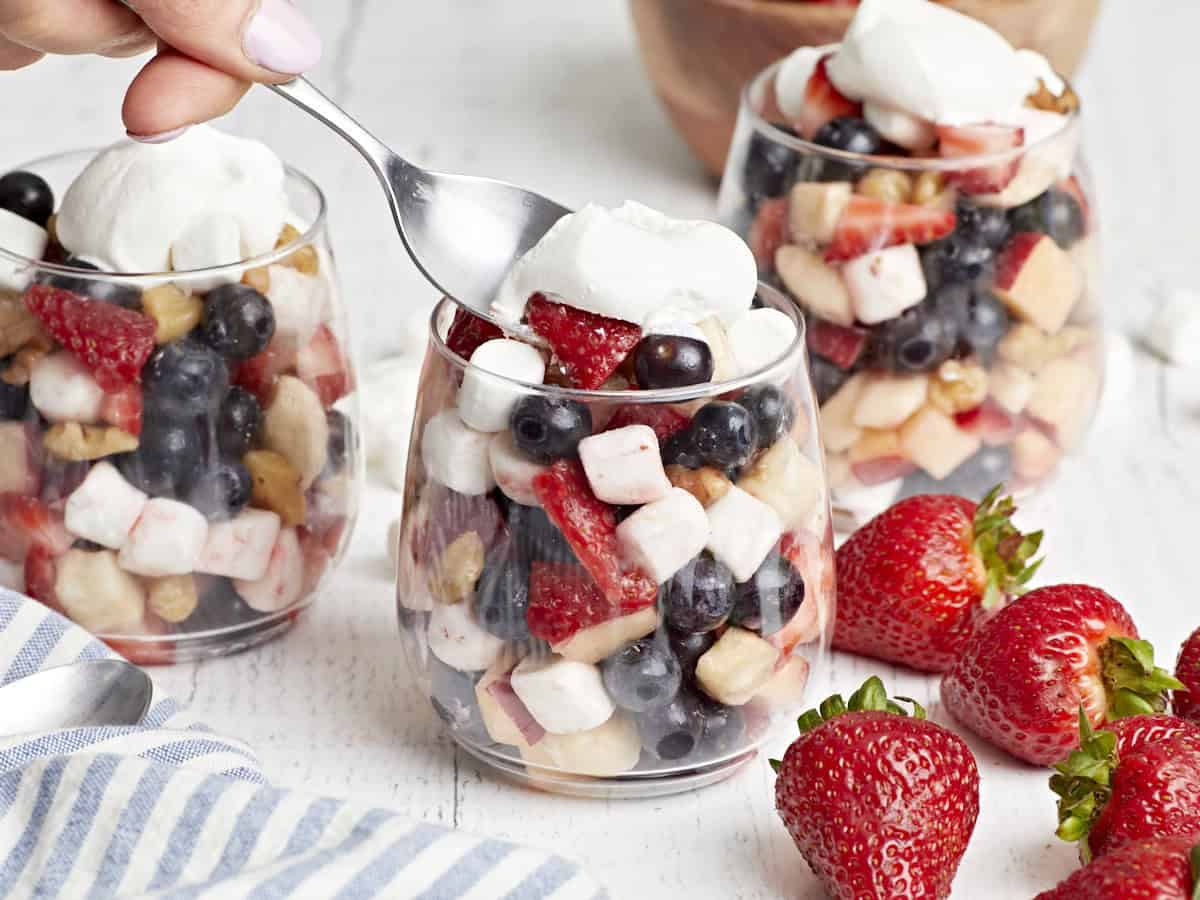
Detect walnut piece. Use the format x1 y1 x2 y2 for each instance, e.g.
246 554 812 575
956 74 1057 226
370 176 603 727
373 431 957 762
0 294 45 358
43 423 139 461
929 360 989 414
147 574 199 623
142 284 203 344
436 531 485 604
244 449 307 527
666 465 732 508
275 224 320 275
911 171 947 207
857 168 913 204
1026 79 1080 115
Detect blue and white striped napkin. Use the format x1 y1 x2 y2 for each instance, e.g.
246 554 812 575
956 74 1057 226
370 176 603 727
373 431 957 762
0 589 605 899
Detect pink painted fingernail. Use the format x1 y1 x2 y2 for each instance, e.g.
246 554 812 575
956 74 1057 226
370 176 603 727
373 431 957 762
243 0 322 75
127 126 190 144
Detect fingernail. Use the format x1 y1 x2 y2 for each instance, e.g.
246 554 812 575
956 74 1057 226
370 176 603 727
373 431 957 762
127 126 190 144
243 0 322 75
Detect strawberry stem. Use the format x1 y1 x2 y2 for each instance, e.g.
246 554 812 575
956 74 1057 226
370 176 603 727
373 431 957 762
973 485 1044 610
1191 843 1200 900
1100 636 1184 719
1050 708 1117 862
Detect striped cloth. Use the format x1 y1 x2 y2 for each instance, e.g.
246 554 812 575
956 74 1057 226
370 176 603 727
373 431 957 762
0 589 604 899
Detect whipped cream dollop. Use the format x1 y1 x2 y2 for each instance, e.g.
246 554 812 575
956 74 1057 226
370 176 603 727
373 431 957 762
492 201 758 327
57 125 289 273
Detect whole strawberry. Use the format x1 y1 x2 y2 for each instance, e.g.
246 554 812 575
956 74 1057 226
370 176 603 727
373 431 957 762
834 487 1043 672
942 585 1182 766
1053 712 1200 861
774 677 980 899
1175 628 1200 722
1102 713 1200 757
1034 833 1200 899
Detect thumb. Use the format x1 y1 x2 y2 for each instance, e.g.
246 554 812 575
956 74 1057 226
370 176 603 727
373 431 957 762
125 0 321 80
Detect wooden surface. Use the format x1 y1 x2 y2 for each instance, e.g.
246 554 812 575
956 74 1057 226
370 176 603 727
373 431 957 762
5 1 1199 896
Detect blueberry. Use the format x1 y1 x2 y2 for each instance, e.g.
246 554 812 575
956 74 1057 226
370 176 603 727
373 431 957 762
921 233 995 289
0 171 53 227
602 637 682 713
116 413 203 498
661 430 703 470
0 366 29 420
71 538 105 552
1009 188 1085 248
506 503 574 563
669 630 716 682
38 257 142 310
143 338 229 420
325 409 353 472
183 577 262 631
731 554 805 636
738 385 795 449
869 295 960 373
474 544 531 640
960 291 1010 364
636 690 704 760
187 458 252 520
956 200 1010 249
429 658 489 744
689 401 758 468
633 336 714 390
216 386 262 457
664 556 735 634
200 284 276 360
812 117 882 156
509 396 592 463
697 697 745 756
809 356 850 405
741 130 799 203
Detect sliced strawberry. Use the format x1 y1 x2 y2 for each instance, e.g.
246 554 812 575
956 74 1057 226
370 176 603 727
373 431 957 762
850 456 916 486
526 295 642 390
0 494 71 563
527 561 616 646
937 123 1025 195
825 196 956 262
232 339 298 404
445 307 503 360
796 56 862 140
749 197 788 271
604 404 690 442
955 400 1022 446
99 384 143 437
24 285 156 391
806 319 869 370
23 544 63 614
296 324 353 408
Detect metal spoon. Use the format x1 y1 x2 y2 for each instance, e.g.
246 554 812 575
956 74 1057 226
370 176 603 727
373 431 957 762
0 660 153 735
269 77 570 324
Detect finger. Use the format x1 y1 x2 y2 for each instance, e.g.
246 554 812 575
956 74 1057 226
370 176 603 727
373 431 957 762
123 48 251 139
124 0 320 81
0 35 43 70
0 0 152 56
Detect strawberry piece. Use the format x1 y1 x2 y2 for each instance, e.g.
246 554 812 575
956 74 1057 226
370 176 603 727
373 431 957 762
943 585 1183 766
825 196 956 262
1034 834 1198 899
748 197 788 271
1102 714 1200 758
849 456 915 486
937 123 1025 195
24 285 156 391
445 307 503 360
526 295 642 390
955 400 1022 446
23 544 62 614
806 319 868 370
99 384 143 437
604 404 690 442
774 678 980 900
0 494 72 563
232 339 297 404
527 561 619 646
796 56 862 140
297 324 353 408
532 459 656 606
1175 627 1200 723
835 488 1042 673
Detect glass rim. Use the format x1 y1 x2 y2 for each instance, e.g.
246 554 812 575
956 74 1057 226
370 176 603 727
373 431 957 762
428 284 809 403
741 59 1082 172
0 147 328 285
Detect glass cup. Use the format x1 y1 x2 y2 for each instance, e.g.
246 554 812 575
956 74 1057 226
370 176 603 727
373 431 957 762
0 150 361 663
718 62 1103 532
396 289 834 799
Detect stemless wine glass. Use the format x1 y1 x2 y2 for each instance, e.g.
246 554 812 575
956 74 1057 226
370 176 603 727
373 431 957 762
397 287 834 799
0 150 361 664
718 61 1104 531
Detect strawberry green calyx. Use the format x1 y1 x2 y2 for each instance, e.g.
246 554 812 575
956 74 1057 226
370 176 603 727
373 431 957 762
1101 636 1185 719
973 485 1044 609
1191 843 1200 900
1050 709 1118 859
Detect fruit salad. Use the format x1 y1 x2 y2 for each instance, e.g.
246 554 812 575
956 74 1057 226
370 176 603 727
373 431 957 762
718 0 1102 528
396 202 833 794
0 129 358 663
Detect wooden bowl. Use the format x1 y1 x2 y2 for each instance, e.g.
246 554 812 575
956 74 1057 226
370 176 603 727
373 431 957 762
630 0 1102 176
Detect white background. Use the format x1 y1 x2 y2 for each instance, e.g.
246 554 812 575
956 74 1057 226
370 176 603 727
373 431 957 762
6 2 1200 897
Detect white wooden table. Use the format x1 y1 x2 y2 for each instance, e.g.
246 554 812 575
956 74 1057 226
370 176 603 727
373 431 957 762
6 2 1200 897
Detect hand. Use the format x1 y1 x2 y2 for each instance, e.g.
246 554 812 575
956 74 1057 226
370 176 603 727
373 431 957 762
0 0 321 141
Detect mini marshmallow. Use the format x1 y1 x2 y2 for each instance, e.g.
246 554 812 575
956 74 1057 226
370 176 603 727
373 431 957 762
863 102 937 151
360 357 419 490
541 713 641 776
696 627 781 707
843 244 927 325
56 549 147 635
29 353 105 424
489 430 546 506
578 425 671 505
0 558 23 593
705 486 784 583
1147 288 1200 366
510 654 615 735
170 214 242 291
64 461 148 550
0 208 48 291
642 309 708 344
458 339 545 433
196 508 282 581
427 600 505 672
234 527 304 613
697 316 739 382
616 488 708 584
727 308 798 375
0 422 35 496
267 264 329 345
118 498 208 577
421 409 496 496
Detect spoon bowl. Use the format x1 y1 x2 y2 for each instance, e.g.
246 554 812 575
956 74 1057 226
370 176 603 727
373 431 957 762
0 660 153 735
